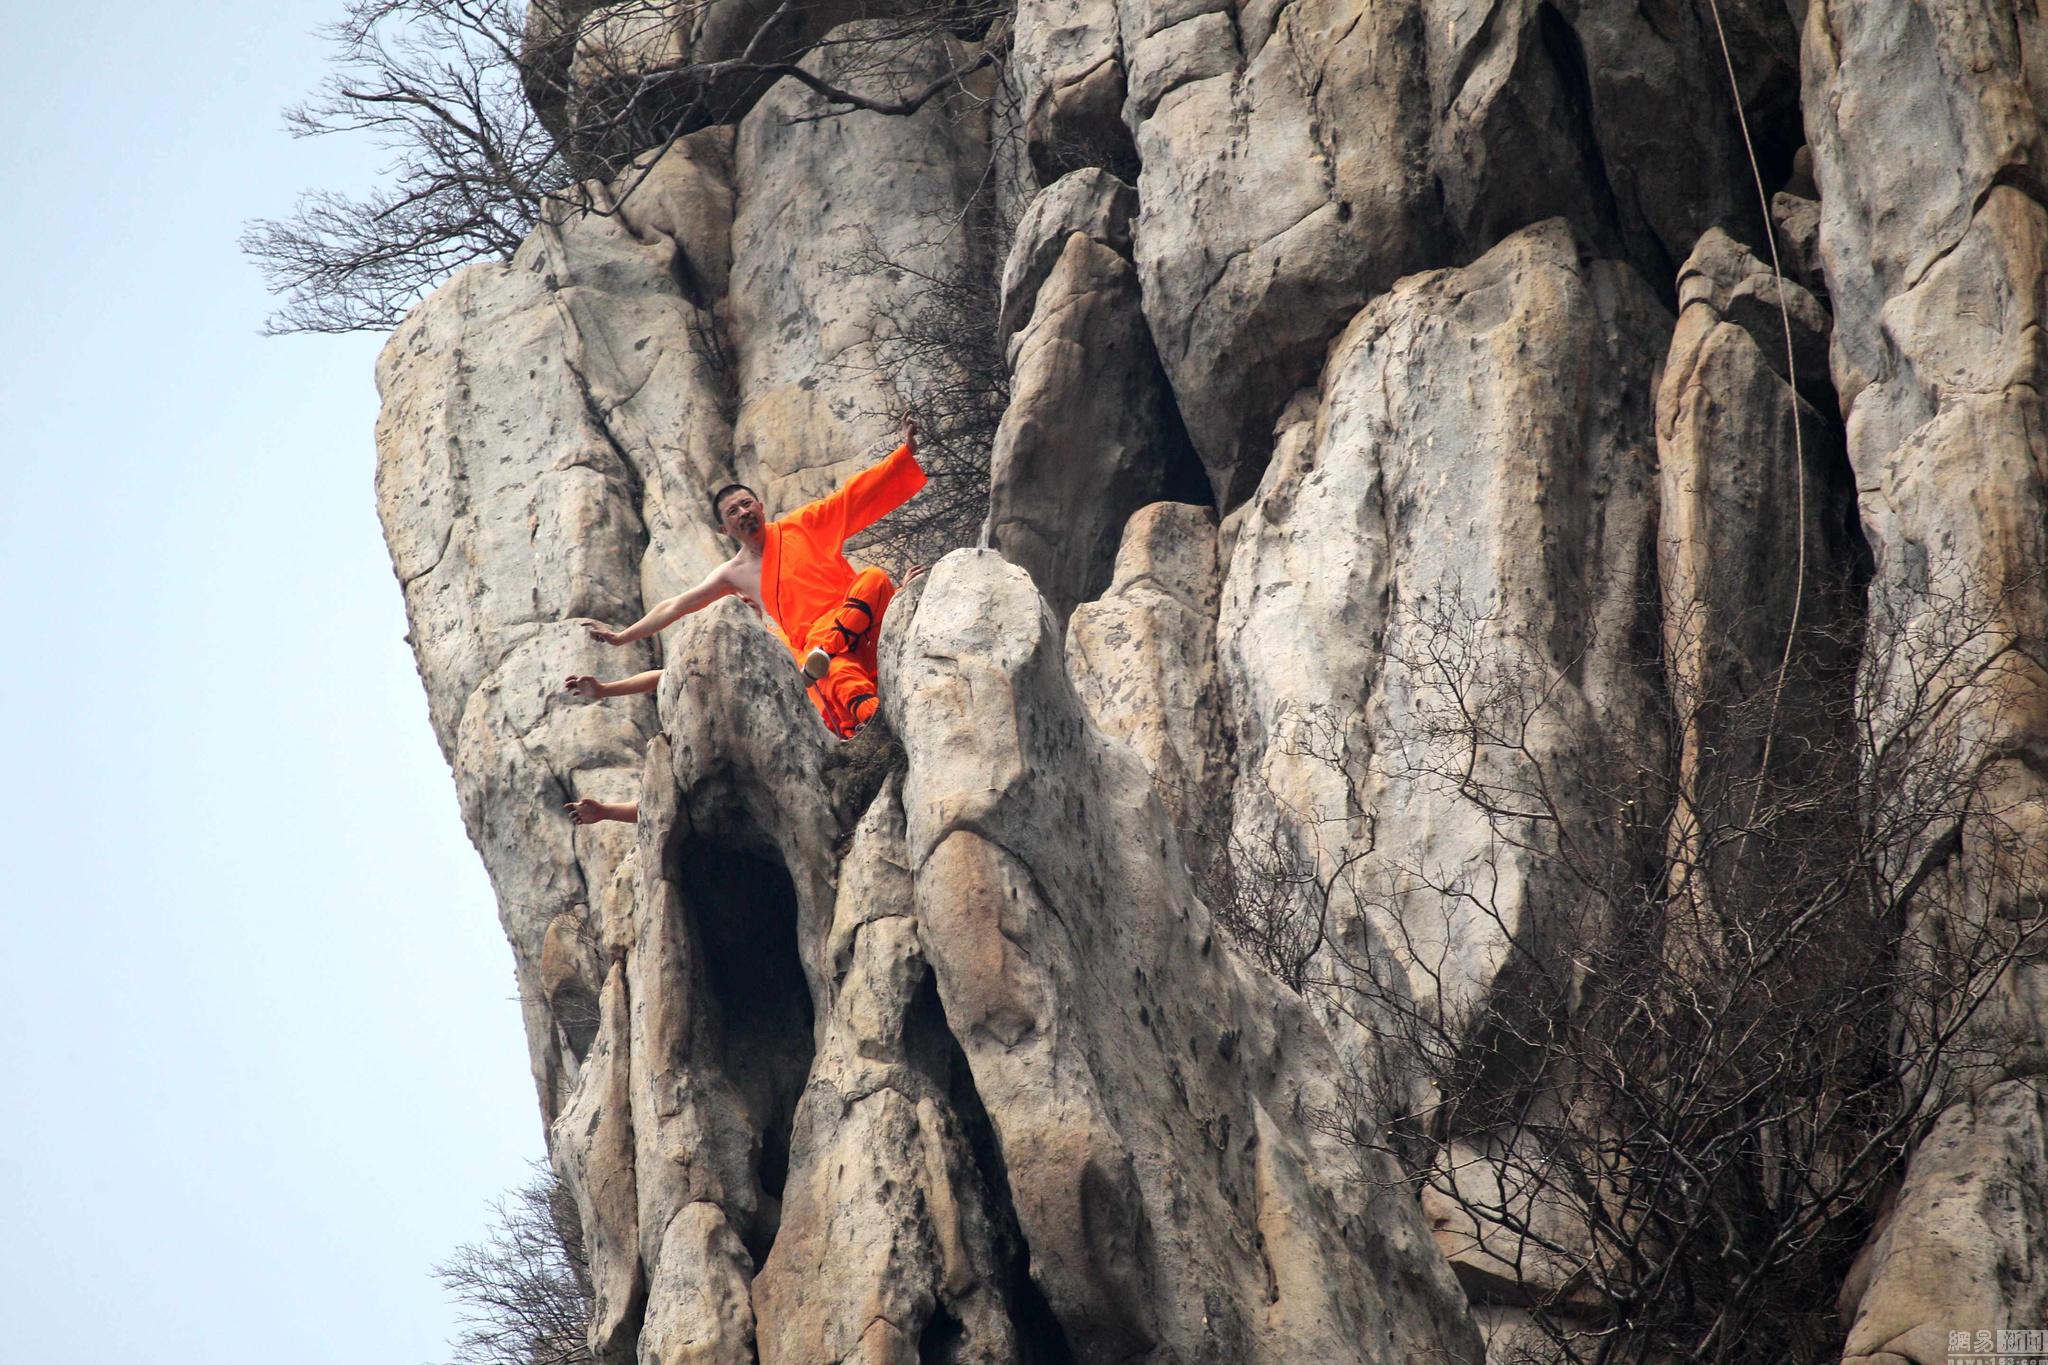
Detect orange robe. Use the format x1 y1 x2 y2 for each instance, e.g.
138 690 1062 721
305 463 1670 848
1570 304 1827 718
758 442 926 735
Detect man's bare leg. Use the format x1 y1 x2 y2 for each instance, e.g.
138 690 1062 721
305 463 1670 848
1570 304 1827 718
564 671 661 700
566 798 639 825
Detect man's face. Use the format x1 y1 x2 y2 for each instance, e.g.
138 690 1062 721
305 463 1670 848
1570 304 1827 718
718 489 765 539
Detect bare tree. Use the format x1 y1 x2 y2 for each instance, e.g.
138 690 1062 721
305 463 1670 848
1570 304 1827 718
434 1162 595 1365
245 0 564 333
1201 573 2048 1364
246 0 1011 334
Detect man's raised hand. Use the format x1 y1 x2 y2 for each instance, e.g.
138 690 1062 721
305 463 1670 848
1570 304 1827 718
584 620 626 645
901 411 919 451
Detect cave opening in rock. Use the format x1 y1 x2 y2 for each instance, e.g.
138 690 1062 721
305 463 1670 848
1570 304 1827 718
1535 3 1645 287
905 972 1080 1364
917 1302 966 1364
668 835 816 1260
1154 398 1214 518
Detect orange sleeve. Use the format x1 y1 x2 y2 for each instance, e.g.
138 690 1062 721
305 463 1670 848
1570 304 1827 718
794 443 928 545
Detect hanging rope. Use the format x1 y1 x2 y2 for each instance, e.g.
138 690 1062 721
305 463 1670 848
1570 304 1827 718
1702 0 1811 818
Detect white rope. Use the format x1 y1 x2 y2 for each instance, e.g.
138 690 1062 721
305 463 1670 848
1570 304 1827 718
1702 0 1811 815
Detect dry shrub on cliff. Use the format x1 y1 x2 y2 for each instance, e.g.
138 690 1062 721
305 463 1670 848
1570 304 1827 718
247 0 1010 333
1186 806 1332 995
1212 572 2048 1364
1171 706 1365 997
434 1163 594 1365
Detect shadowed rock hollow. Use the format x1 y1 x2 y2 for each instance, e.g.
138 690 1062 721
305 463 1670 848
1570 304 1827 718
375 2 2048 1360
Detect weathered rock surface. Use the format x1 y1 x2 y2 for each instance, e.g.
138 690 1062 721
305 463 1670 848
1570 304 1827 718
1806 0 2048 1351
1772 190 1828 301
1019 0 1805 506
1122 0 1438 506
551 941 644 1363
624 601 1014 1364
1218 219 1667 1026
531 553 1487 1362
1655 227 1862 910
994 167 1133 347
729 26 991 518
750 786 1019 1365
1426 0 1795 291
984 171 1193 619
898 551 1482 1363
375 132 741 1120
1010 0 1138 180
1066 501 1231 853
1839 1082 2048 1365
372 0 2048 1358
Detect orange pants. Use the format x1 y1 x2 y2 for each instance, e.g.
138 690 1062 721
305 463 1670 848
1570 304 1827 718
801 566 895 738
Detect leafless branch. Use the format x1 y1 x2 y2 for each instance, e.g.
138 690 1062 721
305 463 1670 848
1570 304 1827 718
247 0 1013 333
1197 569 2048 1364
434 1161 595 1365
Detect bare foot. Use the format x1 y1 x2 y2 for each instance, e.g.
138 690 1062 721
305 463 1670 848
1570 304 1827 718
565 798 638 825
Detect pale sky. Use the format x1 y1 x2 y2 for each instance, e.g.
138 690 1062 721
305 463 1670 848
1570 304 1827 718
0 5 542 1360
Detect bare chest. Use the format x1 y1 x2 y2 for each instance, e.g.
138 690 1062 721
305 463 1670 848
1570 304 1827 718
726 553 764 612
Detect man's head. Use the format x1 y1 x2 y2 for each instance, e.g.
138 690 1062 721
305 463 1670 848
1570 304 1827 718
710 482 765 541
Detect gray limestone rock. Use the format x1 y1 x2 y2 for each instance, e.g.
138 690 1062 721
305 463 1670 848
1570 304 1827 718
985 218 1192 620
1218 219 1669 1034
1425 0 1795 296
1102 0 1804 508
898 550 1484 1363
1066 500 1231 857
375 174 709 1124
1655 227 1862 928
751 823 1018 1364
1840 1082 2048 1365
371 0 2048 1353
551 955 643 1364
995 167 1135 347
1805 1 2048 1350
728 25 990 522
1771 190 1827 301
1011 0 1138 180
1124 0 1438 508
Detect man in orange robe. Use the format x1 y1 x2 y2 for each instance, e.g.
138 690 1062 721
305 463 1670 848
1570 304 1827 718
576 415 927 756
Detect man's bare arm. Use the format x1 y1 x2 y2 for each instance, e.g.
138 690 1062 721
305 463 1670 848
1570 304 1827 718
585 565 734 645
565 671 662 700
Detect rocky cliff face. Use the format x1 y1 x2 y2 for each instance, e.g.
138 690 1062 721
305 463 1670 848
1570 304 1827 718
376 2 2048 1360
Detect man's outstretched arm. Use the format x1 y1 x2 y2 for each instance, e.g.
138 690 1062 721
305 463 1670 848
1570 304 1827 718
800 414 927 543
565 671 662 700
585 566 733 645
